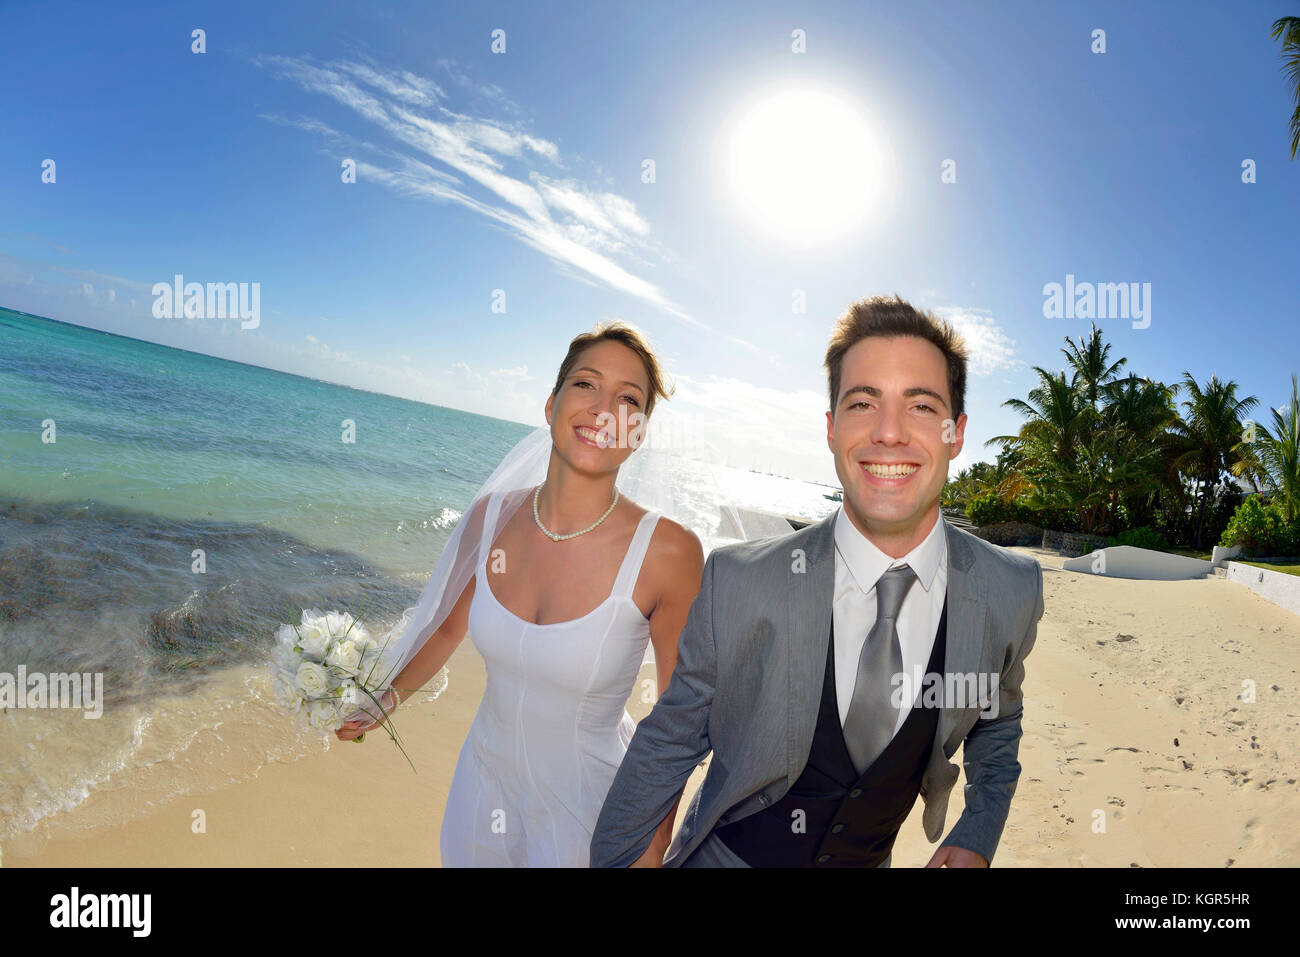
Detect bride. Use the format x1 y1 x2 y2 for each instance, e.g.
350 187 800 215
336 321 704 867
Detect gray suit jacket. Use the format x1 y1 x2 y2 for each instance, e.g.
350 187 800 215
590 512 1044 867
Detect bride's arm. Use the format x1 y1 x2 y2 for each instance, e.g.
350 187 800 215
629 521 704 867
335 575 475 740
339 491 499 741
391 574 476 702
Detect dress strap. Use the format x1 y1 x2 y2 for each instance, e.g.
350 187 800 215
476 490 503 566
611 510 660 599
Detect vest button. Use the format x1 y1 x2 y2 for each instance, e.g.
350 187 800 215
849 788 863 798
817 854 831 864
831 823 846 834
758 795 770 806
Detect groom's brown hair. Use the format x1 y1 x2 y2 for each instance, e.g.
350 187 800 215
824 295 970 421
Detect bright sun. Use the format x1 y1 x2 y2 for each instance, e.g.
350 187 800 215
723 86 884 245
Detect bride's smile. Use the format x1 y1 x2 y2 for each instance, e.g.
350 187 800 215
574 425 607 447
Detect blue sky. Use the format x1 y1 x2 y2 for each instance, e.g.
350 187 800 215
2 0 1298 484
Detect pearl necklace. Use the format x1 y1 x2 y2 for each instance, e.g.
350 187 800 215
532 483 619 541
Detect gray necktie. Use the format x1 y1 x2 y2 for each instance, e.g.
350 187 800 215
843 563 916 776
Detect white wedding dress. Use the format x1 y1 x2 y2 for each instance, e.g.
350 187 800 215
439 488 661 867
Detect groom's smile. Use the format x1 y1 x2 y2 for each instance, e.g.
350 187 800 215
860 461 921 481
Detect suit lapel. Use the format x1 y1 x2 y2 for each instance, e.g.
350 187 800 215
923 521 989 787
785 511 837 788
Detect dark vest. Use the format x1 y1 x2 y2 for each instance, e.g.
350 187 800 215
714 597 948 867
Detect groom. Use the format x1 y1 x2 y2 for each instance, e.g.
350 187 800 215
591 295 1044 868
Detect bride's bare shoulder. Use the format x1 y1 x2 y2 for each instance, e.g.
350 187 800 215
646 515 704 568
611 494 702 561
615 497 702 564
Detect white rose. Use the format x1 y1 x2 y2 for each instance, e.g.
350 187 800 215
271 640 301 672
337 679 362 711
308 698 340 730
351 629 377 653
324 610 353 638
275 622 299 649
296 615 332 660
272 671 296 702
326 638 364 674
295 661 330 698
357 652 391 692
274 674 305 713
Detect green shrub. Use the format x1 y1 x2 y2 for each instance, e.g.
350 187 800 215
966 490 1074 530
1106 526 1170 552
966 491 1030 526
1219 496 1292 556
965 491 1004 527
1278 517 1300 557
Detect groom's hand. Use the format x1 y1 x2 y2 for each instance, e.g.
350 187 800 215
925 845 989 868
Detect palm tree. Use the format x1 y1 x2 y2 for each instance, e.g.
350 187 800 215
1096 374 1182 528
942 459 1007 509
987 367 1098 526
967 461 995 487
1272 16 1300 159
1233 373 1300 523
1167 373 1260 548
1061 322 1128 414
989 367 1092 465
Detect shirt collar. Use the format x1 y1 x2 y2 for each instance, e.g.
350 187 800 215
833 504 946 595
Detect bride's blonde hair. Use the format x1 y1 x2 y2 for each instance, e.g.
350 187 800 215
552 321 675 419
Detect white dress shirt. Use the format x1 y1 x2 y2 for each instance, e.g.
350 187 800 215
832 506 949 737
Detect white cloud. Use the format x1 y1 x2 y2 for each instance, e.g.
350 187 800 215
333 60 444 105
931 305 1022 377
254 55 695 326
258 113 346 139
490 365 534 383
0 257 36 287
44 264 152 295
531 174 652 253
435 57 518 115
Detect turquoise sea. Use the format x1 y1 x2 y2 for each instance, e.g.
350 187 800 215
0 305 838 850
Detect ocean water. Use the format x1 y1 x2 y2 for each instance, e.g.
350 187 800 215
0 306 838 848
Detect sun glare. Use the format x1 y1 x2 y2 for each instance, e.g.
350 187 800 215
723 86 884 245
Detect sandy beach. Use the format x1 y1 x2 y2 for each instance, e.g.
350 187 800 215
5 544 1297 868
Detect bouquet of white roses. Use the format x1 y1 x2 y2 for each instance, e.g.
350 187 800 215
269 605 414 767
